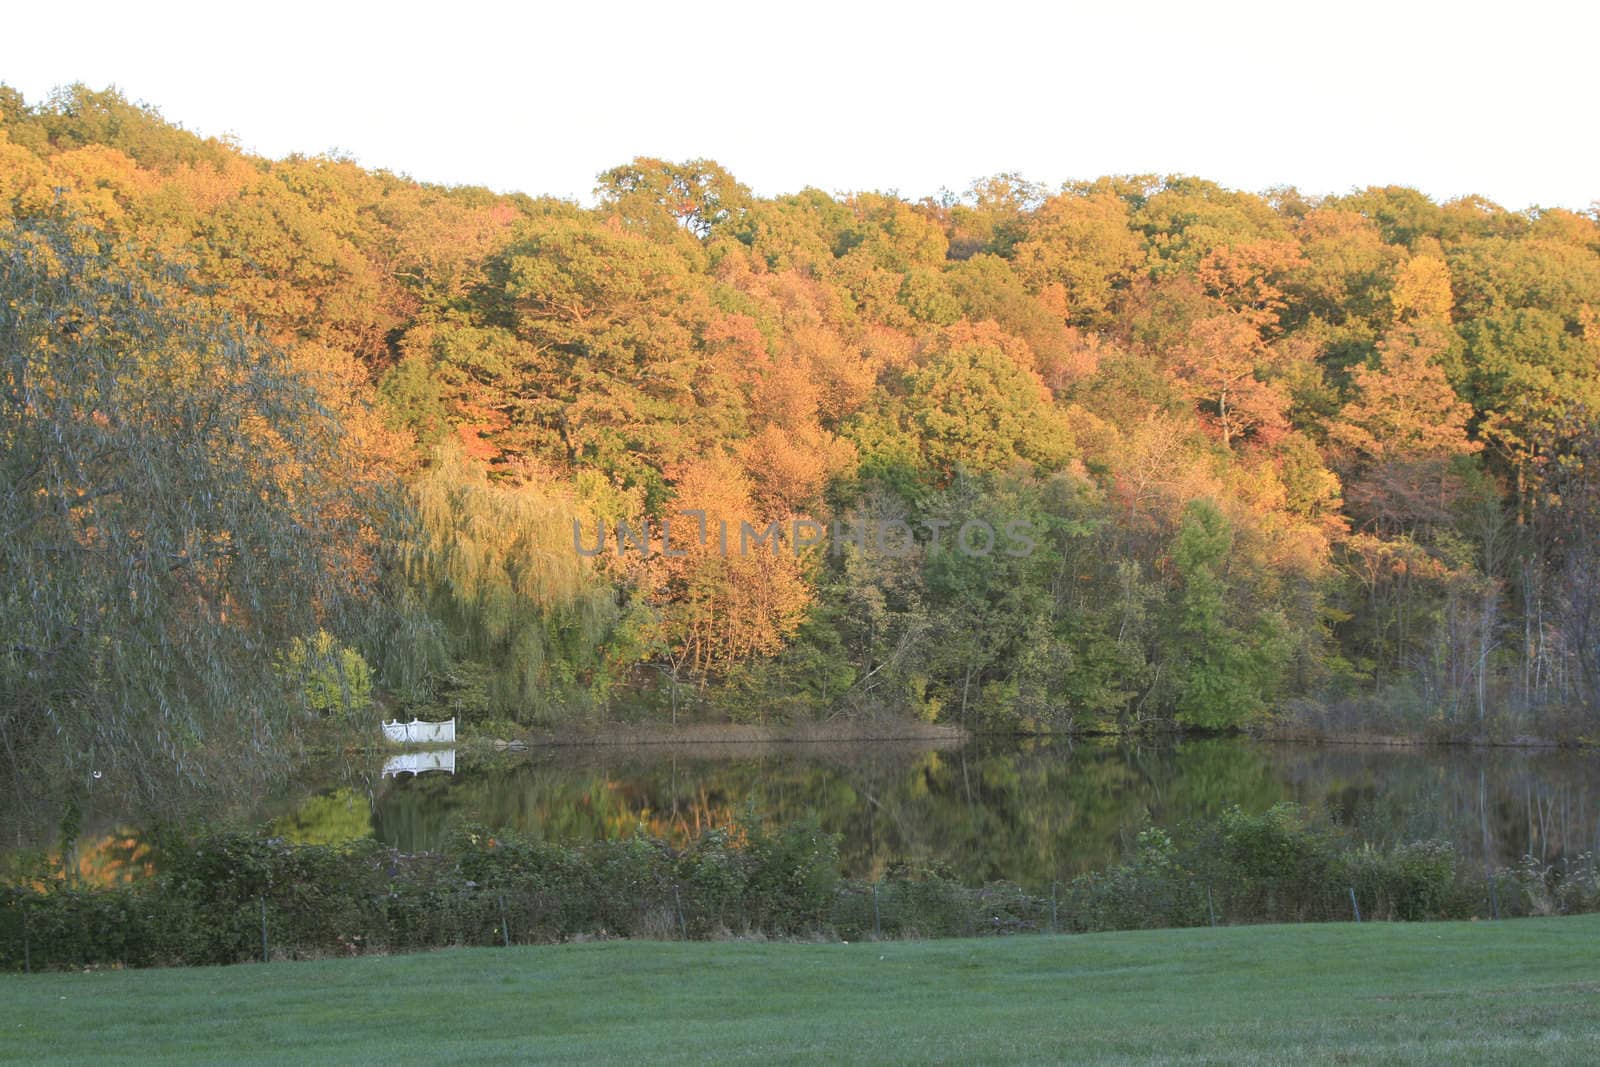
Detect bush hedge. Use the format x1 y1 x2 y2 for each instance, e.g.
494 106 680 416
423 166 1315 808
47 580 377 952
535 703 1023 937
4 804 1597 971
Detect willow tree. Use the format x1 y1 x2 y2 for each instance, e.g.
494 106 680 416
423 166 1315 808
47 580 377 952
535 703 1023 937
402 447 638 718
0 216 388 810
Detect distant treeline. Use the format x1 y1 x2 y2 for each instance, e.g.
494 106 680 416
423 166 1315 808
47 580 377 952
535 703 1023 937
4 84 1600 799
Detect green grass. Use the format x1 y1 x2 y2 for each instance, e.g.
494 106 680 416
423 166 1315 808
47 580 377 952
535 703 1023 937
5 917 1600 1065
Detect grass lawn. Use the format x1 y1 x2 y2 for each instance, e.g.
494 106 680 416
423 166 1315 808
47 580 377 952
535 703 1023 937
4 916 1599 1064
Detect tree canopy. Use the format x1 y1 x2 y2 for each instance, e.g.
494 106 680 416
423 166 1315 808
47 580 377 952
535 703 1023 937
4 82 1599 768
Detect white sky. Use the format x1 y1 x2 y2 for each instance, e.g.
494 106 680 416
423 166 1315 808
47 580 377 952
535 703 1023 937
3 0 1595 211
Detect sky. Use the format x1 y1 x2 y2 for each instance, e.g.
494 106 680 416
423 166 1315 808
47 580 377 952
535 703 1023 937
3 0 1596 211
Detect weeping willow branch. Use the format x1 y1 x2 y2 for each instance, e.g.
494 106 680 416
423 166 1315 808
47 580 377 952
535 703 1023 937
0 214 391 802
401 445 641 718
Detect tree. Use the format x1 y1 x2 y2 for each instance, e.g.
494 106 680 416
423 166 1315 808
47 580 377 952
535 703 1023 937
16 78 1600 740
917 478 1055 727
945 253 1077 376
1529 411 1600 706
1133 177 1288 274
1012 189 1145 328
642 454 813 684
1332 325 1478 465
908 322 1075 476
941 173 1043 259
736 351 857 514
0 217 388 799
474 213 746 496
1166 502 1290 729
1169 312 1289 447
1390 255 1454 322
401 446 638 718
731 188 851 275
1323 248 1480 545
1281 208 1402 339
596 157 752 243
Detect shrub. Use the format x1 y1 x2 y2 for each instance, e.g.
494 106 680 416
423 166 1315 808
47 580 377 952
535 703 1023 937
6 810 1598 972
1063 828 1207 932
1341 841 1471 922
279 630 374 719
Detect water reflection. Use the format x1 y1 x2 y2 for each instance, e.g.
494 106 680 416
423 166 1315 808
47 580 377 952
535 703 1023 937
382 749 457 778
364 738 1600 884
23 738 1600 889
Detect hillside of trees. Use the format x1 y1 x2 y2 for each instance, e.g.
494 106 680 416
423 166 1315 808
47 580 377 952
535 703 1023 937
5 85 1600 795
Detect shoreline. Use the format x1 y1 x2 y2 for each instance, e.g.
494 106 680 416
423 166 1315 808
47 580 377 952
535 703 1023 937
1252 729 1587 751
454 718 1593 753
479 718 968 752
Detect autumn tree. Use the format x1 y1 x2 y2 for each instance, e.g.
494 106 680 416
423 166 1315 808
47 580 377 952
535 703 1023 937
1133 177 1289 274
1012 187 1145 328
597 157 752 243
482 214 746 493
1338 338 1477 472
1169 311 1289 448
12 79 1600 736
642 454 812 687
1331 256 1480 535
736 354 857 515
941 173 1043 259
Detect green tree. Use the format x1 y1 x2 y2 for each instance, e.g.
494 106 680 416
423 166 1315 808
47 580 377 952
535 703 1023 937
401 446 642 718
907 323 1074 476
1012 187 1145 327
0 216 387 798
277 631 374 720
1167 502 1290 729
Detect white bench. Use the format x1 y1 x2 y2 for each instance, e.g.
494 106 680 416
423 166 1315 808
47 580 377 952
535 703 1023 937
381 717 456 744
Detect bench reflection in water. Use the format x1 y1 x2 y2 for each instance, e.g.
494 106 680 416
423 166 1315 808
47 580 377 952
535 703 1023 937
381 749 457 777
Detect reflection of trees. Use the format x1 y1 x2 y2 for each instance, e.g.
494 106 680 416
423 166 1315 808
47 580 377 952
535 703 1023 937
361 740 1284 883
1261 744 1600 868
371 771 468 853
361 740 1600 885
60 830 157 888
825 739 1283 883
268 788 373 846
5 749 375 881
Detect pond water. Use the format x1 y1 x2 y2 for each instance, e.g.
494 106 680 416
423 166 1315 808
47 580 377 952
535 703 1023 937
49 737 1599 889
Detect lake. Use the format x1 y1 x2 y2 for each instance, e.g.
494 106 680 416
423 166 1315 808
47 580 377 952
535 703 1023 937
48 737 1599 889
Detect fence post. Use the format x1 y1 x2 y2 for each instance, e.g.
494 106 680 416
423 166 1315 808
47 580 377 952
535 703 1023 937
673 884 688 941
1050 882 1058 934
872 881 882 940
1348 887 1361 923
499 893 511 948
21 902 30 974
1206 886 1217 928
1489 873 1500 920
259 896 269 963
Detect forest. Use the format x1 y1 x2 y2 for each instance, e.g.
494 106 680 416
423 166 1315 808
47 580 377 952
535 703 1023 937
4 84 1600 800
